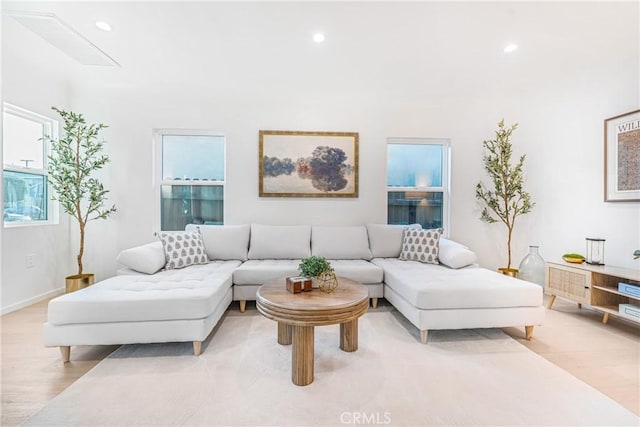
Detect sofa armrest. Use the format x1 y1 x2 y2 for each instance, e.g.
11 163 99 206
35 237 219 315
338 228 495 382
116 241 166 275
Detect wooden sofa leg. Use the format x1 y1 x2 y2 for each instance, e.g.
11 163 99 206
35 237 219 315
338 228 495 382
420 330 429 344
60 346 70 363
193 341 202 356
239 300 246 313
525 325 534 340
371 298 378 309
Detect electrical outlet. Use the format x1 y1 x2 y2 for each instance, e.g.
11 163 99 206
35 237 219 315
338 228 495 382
25 254 36 268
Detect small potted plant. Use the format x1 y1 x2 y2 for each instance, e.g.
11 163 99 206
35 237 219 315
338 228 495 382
298 256 338 292
299 256 332 278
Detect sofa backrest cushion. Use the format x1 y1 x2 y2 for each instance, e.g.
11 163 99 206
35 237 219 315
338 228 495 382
116 241 166 275
438 238 478 269
311 226 373 260
366 223 422 258
185 224 250 261
248 224 311 259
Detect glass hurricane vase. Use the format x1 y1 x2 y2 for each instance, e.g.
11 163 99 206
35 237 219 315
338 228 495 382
518 245 545 286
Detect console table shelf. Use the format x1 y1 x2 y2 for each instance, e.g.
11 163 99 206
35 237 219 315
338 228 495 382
545 261 640 325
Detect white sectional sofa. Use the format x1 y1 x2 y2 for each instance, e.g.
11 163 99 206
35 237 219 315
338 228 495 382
44 223 544 361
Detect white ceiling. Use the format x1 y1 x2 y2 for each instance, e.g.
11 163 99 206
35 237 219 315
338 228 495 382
2 1 639 98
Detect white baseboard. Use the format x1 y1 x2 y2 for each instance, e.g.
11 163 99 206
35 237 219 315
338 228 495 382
1 287 64 315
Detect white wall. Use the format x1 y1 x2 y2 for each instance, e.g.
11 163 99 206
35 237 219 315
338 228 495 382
74 51 639 278
1 52 73 313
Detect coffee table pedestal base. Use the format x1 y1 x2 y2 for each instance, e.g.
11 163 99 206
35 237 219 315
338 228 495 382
340 319 358 352
278 322 292 345
292 325 314 386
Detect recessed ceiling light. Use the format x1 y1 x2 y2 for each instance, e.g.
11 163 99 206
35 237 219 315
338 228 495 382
503 43 518 53
313 33 325 43
95 21 112 31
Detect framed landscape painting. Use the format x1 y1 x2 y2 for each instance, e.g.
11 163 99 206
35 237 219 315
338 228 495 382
259 130 359 198
605 110 640 202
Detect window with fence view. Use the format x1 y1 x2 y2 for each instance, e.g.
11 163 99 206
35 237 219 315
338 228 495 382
3 104 57 225
387 139 450 230
157 132 225 231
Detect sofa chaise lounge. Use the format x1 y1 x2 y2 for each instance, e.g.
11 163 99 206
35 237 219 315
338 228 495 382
44 224 544 361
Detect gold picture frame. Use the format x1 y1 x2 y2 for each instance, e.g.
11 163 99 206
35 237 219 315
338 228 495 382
604 110 640 202
259 130 359 198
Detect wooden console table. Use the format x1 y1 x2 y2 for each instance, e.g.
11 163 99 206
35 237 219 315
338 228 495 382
545 261 640 325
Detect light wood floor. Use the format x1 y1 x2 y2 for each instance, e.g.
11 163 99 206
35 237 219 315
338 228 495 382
1 295 638 426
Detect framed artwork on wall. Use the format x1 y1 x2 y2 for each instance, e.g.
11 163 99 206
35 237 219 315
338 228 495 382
605 110 640 202
259 130 359 198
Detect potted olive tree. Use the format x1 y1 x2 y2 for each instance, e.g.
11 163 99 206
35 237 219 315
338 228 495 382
46 107 117 292
475 120 534 276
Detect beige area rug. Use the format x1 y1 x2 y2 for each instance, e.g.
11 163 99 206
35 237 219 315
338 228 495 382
27 309 639 427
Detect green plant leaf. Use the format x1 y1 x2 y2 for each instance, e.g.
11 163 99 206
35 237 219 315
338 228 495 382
298 256 333 277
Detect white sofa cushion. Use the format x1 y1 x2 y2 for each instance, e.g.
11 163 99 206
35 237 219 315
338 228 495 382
116 241 166 274
248 224 311 259
366 223 421 258
185 224 250 261
399 228 442 264
312 226 372 260
158 231 209 270
326 259 383 283
47 261 240 325
438 238 478 269
372 258 542 310
233 259 301 285
233 259 384 286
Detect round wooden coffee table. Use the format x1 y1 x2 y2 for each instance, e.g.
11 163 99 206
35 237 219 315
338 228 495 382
256 277 369 386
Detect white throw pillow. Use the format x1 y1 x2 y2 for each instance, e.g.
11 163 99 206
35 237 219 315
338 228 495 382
311 226 372 260
116 241 166 274
366 223 422 258
158 231 209 270
248 224 311 259
438 238 478 269
399 228 442 264
185 224 250 261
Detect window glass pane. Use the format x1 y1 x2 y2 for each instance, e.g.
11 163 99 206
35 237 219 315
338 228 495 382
3 170 47 222
387 144 442 187
162 135 224 181
161 185 223 231
387 191 442 229
2 112 45 169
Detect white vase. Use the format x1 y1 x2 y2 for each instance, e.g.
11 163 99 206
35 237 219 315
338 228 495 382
518 245 545 286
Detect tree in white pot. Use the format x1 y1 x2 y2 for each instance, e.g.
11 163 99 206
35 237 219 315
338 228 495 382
46 107 116 291
475 119 534 275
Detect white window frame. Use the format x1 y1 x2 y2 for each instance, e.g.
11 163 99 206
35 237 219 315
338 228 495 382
386 137 451 235
152 129 226 232
3 103 59 228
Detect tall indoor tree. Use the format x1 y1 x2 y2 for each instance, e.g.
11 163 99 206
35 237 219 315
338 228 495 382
475 119 534 272
46 107 116 288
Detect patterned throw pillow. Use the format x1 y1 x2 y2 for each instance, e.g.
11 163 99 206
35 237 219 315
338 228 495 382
399 228 443 264
158 231 209 270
